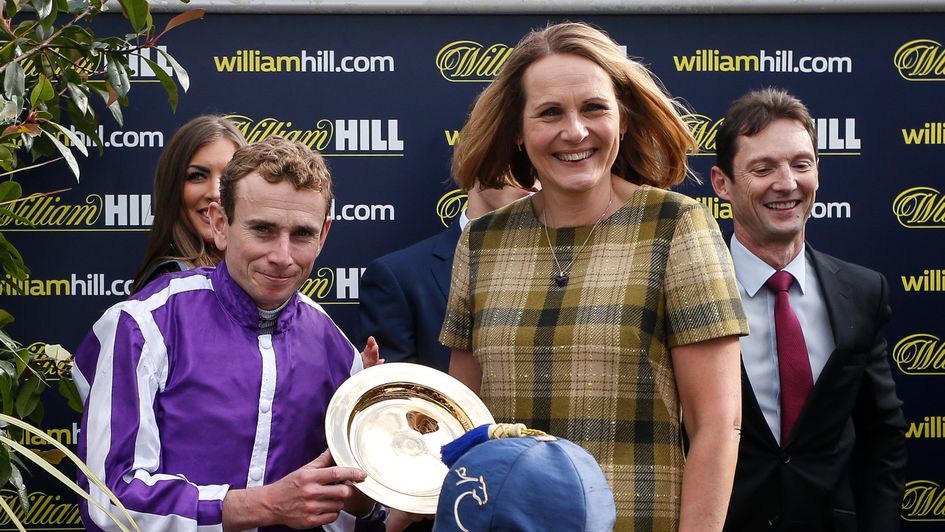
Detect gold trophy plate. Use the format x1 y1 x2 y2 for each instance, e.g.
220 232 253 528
325 363 495 514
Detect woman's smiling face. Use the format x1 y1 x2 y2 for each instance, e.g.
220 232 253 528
518 53 625 197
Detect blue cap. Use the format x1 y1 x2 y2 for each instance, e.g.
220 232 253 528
433 434 616 531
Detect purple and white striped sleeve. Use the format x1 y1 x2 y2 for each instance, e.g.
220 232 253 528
75 298 228 532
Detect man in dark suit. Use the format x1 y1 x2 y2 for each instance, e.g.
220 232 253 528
710 88 907 532
358 182 535 372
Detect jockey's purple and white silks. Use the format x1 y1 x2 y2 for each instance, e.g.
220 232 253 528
73 262 365 532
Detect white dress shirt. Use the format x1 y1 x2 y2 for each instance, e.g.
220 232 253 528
731 235 836 444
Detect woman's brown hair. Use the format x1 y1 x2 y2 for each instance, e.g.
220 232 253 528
132 115 245 292
452 22 697 191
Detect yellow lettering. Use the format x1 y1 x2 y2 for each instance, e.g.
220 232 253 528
893 334 945 374
436 41 513 82
903 480 945 520
436 190 468 227
894 39 945 81
892 187 945 228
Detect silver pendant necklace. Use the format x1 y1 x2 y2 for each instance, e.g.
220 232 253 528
542 187 613 287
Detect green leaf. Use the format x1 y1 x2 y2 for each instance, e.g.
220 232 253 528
66 0 87 12
0 372 13 415
4 0 19 18
26 399 44 424
12 348 28 378
14 373 42 419
15 373 43 419
59 378 83 413
118 0 149 32
38 0 59 30
29 74 55 108
142 57 178 111
0 207 30 227
104 58 130 98
44 121 88 157
0 329 19 356
66 82 89 115
26 127 55 158
156 46 189 92
0 444 11 488
0 311 13 329
0 231 28 280
2 63 24 99
65 100 104 153
0 181 21 204
109 103 123 126
42 129 81 180
0 359 15 377
30 0 53 19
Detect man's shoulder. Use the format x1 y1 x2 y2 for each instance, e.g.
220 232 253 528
294 293 353 335
808 245 884 283
374 231 443 265
132 266 215 302
367 225 458 274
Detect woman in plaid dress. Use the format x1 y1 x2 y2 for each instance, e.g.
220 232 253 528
441 22 748 531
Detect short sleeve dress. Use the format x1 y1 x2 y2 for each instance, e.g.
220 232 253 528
440 185 749 531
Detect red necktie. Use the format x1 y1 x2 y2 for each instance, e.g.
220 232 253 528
765 271 813 445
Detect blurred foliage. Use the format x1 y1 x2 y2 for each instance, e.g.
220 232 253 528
0 0 203 526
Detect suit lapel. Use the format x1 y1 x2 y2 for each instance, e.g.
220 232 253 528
808 246 857 352
741 363 781 449
432 221 462 299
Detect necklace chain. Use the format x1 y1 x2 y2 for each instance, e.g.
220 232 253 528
542 188 613 287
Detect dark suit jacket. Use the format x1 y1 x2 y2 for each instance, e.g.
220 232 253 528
725 244 907 532
357 222 461 373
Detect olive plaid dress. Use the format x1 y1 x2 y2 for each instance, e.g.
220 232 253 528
440 185 748 531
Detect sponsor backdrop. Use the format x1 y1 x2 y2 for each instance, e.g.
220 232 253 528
2 11 943 529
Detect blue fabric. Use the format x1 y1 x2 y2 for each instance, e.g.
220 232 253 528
357 221 461 372
440 424 491 467
434 436 615 532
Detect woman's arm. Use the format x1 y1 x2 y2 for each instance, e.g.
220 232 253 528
672 335 742 532
448 348 482 395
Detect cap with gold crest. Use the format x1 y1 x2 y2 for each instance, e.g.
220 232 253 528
433 423 616 532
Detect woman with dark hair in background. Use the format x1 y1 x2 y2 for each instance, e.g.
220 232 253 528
440 22 748 531
132 115 245 292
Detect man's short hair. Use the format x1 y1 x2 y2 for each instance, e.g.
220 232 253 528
715 88 818 180
220 136 333 222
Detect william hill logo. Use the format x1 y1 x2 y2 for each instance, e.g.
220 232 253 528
901 269 945 292
0 192 153 230
894 39 945 81
681 114 860 155
26 342 71 379
906 416 945 439
892 333 945 375
682 114 722 154
21 45 171 82
225 115 404 154
892 187 945 228
902 480 945 521
0 490 81 529
437 189 468 227
435 41 513 82
902 121 945 144
300 267 365 302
